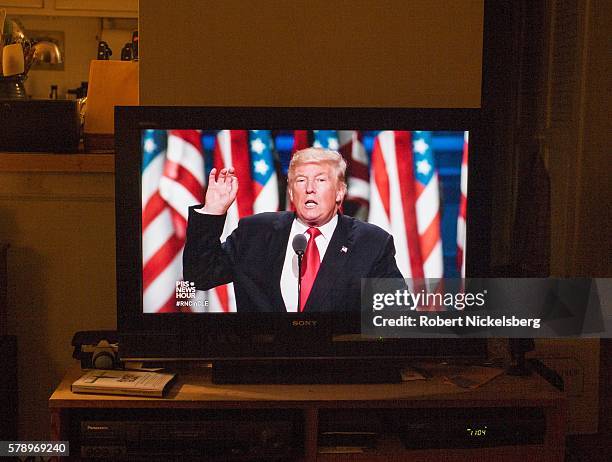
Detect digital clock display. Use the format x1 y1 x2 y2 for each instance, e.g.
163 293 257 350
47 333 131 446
466 426 487 437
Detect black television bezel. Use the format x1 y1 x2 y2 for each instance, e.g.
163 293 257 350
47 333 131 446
115 106 490 361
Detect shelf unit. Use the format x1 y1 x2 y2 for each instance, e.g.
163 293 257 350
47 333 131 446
0 152 114 173
50 364 567 461
0 0 137 18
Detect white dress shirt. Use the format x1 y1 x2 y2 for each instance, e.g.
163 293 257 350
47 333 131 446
280 215 338 312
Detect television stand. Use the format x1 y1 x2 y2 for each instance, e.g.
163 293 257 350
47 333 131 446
51 364 567 461
212 359 402 384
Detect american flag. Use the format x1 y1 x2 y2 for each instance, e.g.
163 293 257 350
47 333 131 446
205 130 255 312
313 130 340 150
285 130 310 211
141 129 205 313
412 131 443 279
457 131 469 277
292 130 310 153
338 130 369 218
368 131 424 279
249 130 279 213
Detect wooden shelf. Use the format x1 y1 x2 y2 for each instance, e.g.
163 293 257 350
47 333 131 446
0 152 114 173
50 364 567 461
50 364 565 408
0 0 137 18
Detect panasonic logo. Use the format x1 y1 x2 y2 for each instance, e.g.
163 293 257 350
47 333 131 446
292 320 317 327
87 425 110 431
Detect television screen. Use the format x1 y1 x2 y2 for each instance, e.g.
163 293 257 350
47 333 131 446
116 107 488 363
140 129 469 314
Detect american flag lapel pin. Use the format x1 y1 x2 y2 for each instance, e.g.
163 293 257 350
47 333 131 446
341 246 348 253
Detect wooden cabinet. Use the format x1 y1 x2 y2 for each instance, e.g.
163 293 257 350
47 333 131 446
50 364 567 461
0 245 16 441
0 152 114 174
0 242 8 336
0 0 44 9
0 0 137 18
1 151 116 441
0 335 17 440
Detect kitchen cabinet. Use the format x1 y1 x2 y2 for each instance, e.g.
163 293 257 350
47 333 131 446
1 0 137 18
0 0 43 8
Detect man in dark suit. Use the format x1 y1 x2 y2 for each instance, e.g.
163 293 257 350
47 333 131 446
183 148 403 312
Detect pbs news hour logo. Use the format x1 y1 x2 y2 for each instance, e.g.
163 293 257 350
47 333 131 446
175 280 208 310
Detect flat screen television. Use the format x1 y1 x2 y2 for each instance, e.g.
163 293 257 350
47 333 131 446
115 107 490 383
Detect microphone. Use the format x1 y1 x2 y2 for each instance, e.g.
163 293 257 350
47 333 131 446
292 234 308 311
292 234 307 256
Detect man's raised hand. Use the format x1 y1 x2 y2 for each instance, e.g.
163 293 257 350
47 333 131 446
201 167 239 215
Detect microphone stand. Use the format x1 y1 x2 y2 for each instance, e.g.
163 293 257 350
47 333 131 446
296 251 304 311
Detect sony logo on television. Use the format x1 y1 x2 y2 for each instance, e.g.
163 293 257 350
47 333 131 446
292 320 317 327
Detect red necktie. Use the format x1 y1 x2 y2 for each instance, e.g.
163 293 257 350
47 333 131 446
300 227 321 311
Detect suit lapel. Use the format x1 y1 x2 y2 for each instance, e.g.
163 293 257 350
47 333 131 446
268 212 294 312
303 214 354 312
